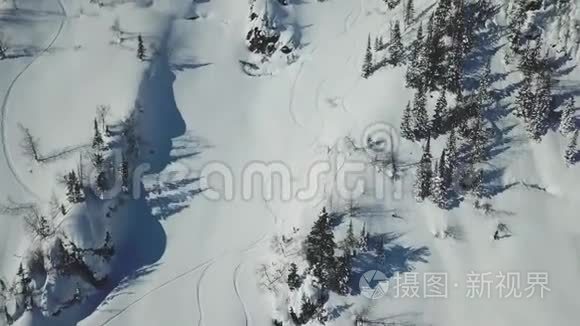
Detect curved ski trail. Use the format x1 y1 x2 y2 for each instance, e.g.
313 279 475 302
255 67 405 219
0 0 67 200
233 262 250 326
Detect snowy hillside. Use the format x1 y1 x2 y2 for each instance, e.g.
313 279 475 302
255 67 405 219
0 0 580 325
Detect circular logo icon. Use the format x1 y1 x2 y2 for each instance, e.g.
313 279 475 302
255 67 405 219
359 270 389 299
361 122 400 155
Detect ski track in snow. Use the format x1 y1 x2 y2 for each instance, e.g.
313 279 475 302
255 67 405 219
314 78 326 114
94 230 270 326
288 61 306 128
233 262 250 326
195 235 267 326
344 0 363 33
96 259 216 326
0 0 67 200
288 0 365 151
196 262 213 326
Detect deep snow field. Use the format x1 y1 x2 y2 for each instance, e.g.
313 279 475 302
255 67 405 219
1 0 580 325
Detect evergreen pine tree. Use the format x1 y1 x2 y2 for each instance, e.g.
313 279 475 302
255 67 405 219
470 108 489 164
442 147 454 192
415 137 433 201
137 34 146 61
66 171 82 203
432 0 451 32
96 171 109 194
405 23 426 88
305 207 336 287
424 14 445 90
560 98 577 135
93 152 104 169
518 41 542 75
431 151 449 208
445 129 458 170
287 263 302 291
38 215 51 238
298 294 318 324
565 130 578 165
412 86 430 140
362 35 373 78
342 220 358 256
358 223 369 252
400 101 414 140
92 119 104 149
507 0 527 54
332 253 352 295
404 0 415 27
389 21 404 65
470 168 485 199
528 71 552 141
16 264 32 311
74 179 83 202
477 62 493 110
432 91 447 136
446 40 464 94
17 263 24 278
121 156 130 193
376 237 386 265
515 74 534 119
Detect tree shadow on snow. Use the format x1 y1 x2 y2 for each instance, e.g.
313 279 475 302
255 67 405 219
350 232 430 296
28 26 204 326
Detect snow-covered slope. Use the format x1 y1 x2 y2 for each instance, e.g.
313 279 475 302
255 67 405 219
1 0 580 325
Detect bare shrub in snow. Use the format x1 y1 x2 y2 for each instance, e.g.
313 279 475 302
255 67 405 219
0 199 53 238
23 206 53 239
18 124 41 162
96 105 110 130
258 262 285 293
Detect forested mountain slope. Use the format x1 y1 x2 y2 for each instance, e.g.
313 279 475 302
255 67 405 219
0 0 579 325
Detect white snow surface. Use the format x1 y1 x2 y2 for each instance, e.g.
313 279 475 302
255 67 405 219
0 0 579 325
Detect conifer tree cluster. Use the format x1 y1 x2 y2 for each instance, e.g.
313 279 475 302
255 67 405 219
286 207 376 311
303 208 351 295
388 21 404 65
506 0 530 57
412 107 490 207
559 98 577 135
65 171 83 203
362 35 374 78
374 35 385 51
14 264 32 312
404 0 414 27
414 137 433 201
246 6 281 56
405 0 474 93
514 41 554 142
400 86 432 141
565 130 578 166
92 117 110 194
287 263 302 291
